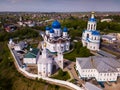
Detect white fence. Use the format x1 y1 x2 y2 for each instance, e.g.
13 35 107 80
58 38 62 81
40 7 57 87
8 44 86 90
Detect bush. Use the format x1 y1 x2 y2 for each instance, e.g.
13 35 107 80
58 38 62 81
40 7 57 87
51 69 70 81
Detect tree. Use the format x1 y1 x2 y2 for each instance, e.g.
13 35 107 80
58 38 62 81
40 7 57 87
79 47 91 57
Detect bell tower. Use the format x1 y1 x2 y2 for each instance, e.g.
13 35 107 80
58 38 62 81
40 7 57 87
57 51 64 69
42 42 48 58
87 12 97 31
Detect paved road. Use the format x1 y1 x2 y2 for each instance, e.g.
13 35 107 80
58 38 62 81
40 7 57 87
101 43 120 54
97 50 116 58
64 59 84 86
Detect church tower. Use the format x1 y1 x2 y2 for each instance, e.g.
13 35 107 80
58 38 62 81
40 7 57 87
63 27 68 38
49 29 54 38
57 51 64 69
82 12 100 51
87 12 97 31
42 42 48 58
19 16 23 22
45 26 50 35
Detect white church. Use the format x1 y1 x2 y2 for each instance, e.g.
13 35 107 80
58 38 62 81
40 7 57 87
43 20 70 53
37 42 64 77
82 12 101 51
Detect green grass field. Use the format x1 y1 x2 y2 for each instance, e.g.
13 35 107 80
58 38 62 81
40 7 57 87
0 42 69 90
64 42 92 61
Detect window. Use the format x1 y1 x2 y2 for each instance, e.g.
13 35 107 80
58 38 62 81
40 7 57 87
91 24 93 30
53 47 56 51
104 73 106 76
66 45 69 50
61 47 64 51
94 24 96 29
95 37 96 40
87 34 89 38
59 61 61 63
57 30 58 35
88 24 90 30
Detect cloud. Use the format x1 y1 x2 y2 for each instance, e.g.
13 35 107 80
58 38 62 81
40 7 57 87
7 0 32 3
7 0 20 3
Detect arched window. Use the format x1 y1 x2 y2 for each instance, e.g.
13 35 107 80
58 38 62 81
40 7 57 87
87 34 89 38
91 24 93 30
104 73 106 76
94 24 96 30
57 30 58 35
95 37 96 40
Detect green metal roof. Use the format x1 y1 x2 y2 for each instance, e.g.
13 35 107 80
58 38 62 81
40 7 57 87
30 48 39 55
24 48 39 58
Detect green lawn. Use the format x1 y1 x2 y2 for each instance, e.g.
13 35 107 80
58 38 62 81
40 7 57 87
64 42 92 61
0 42 69 90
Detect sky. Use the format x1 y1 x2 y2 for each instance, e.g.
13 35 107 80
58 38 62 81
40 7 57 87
0 0 120 12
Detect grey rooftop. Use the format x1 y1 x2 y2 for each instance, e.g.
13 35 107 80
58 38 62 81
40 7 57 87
76 56 120 73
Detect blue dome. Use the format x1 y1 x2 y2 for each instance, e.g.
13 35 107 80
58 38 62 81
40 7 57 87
63 27 68 32
50 29 54 33
52 20 61 28
92 31 100 35
89 18 96 22
46 26 50 31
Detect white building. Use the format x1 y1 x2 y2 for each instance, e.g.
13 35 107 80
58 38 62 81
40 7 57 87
76 56 120 82
23 48 40 64
82 12 101 51
9 38 15 47
43 20 70 53
102 35 117 43
101 19 112 22
14 41 26 51
9 39 26 51
37 43 64 77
